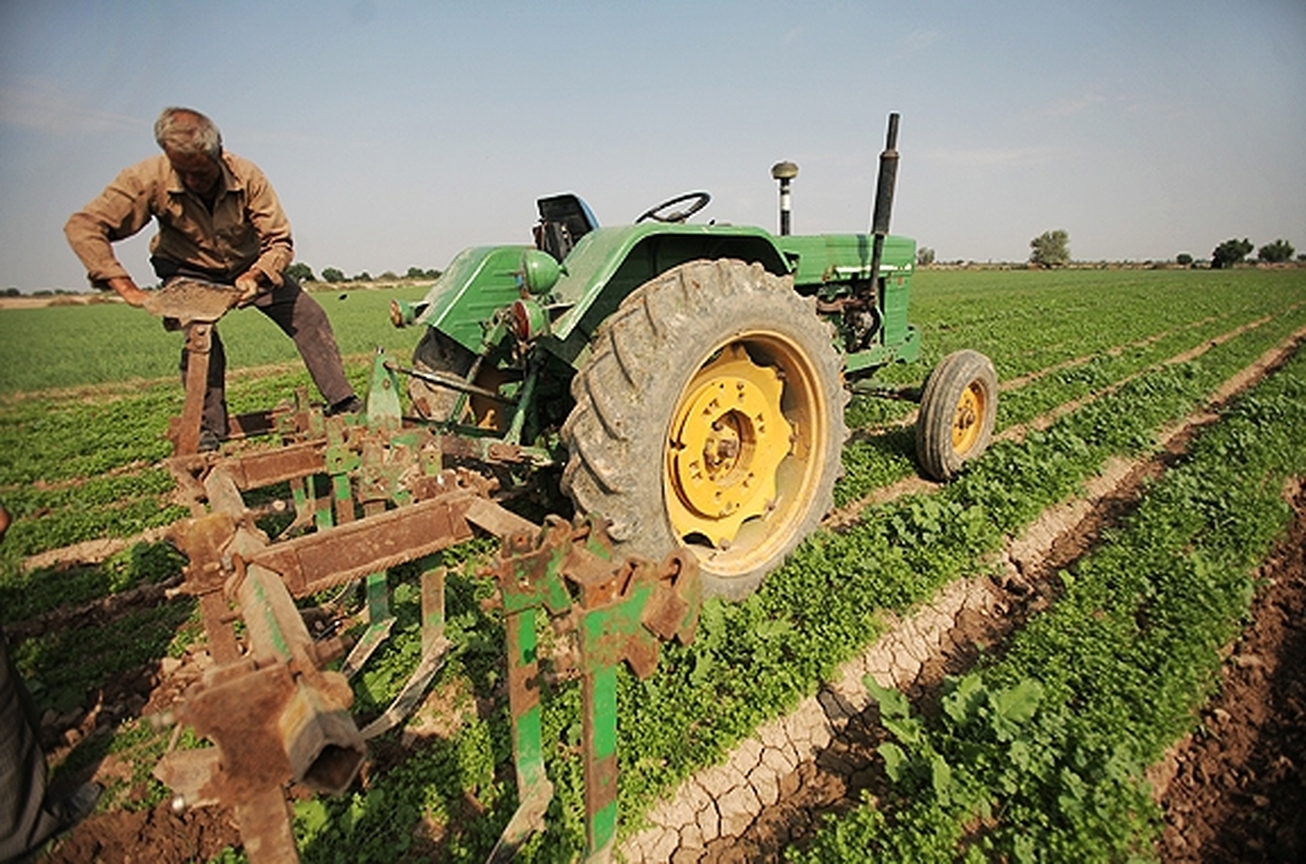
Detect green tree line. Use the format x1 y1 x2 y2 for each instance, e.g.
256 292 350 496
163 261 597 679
285 263 442 283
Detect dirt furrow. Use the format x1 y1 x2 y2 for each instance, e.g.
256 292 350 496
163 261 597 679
1153 479 1305 863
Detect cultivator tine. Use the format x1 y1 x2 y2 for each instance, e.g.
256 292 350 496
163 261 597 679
234 786 301 863
421 563 447 649
581 665 620 861
359 637 452 739
340 572 396 680
486 779 555 864
360 565 453 739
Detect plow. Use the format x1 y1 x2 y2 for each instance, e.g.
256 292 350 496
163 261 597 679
137 114 999 861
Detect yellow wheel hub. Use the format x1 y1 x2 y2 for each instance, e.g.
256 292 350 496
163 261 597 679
666 344 794 548
951 381 986 454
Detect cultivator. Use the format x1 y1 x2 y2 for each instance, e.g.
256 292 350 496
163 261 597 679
151 354 700 862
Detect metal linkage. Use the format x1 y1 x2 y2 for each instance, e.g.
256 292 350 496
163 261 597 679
486 515 701 863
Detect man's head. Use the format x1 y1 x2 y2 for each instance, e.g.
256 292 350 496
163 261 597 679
154 107 224 197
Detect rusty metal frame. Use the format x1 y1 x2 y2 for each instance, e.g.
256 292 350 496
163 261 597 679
157 371 531 863
155 353 706 862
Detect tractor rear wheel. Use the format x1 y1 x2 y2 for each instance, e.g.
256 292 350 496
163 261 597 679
561 259 847 599
915 349 997 480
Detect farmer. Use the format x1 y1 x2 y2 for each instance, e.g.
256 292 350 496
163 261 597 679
0 504 101 858
64 106 361 451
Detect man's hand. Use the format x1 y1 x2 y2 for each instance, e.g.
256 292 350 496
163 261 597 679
106 276 150 307
235 272 263 307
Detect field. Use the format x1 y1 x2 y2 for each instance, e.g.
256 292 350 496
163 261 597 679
1 269 1304 862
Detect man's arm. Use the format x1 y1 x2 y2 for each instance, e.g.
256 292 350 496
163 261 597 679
64 161 159 296
233 157 294 293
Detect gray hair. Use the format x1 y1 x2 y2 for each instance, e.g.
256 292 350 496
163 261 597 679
153 107 223 159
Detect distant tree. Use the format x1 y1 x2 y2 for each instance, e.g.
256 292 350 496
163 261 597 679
1211 238 1253 269
286 262 316 282
321 267 345 283
1176 252 1193 267
1029 229 1070 267
916 247 936 266
2 287 19 296
1257 238 1295 264
354 271 373 282
378 270 399 282
406 266 443 280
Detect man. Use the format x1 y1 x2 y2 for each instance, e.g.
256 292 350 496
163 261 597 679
1 504 101 859
65 107 361 450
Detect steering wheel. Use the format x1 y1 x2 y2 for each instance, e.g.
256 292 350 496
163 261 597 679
636 191 711 223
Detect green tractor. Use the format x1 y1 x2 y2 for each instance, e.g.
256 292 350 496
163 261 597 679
388 113 996 598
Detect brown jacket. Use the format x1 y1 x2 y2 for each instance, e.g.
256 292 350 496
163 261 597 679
64 152 293 289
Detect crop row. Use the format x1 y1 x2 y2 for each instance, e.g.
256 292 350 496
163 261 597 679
835 295 1306 507
846 268 1305 427
797 323 1306 863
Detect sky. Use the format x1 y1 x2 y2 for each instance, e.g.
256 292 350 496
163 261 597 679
1 0 1303 291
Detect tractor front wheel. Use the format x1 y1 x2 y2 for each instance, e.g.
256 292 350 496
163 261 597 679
915 349 997 480
561 259 847 599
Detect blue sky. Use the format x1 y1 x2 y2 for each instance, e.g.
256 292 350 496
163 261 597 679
1 0 1303 290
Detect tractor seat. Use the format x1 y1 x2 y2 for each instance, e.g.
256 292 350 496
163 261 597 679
534 193 599 262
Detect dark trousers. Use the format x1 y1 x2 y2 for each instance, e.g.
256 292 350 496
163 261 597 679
169 274 355 437
0 627 59 860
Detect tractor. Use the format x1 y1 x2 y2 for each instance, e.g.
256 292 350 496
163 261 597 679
151 113 997 861
387 111 996 599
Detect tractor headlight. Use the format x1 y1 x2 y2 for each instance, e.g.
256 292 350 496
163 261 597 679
519 249 561 295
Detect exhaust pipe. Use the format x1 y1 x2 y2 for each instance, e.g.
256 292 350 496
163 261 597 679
866 112 901 283
870 112 900 237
